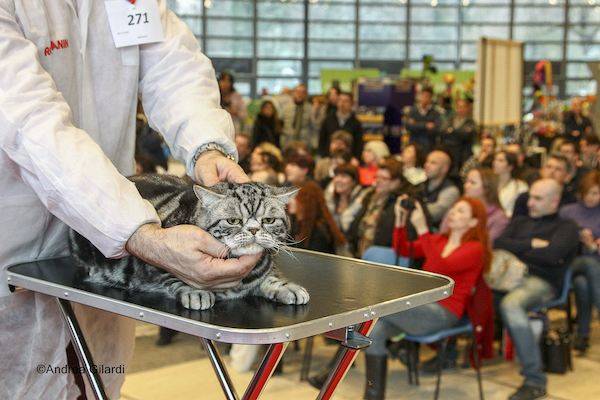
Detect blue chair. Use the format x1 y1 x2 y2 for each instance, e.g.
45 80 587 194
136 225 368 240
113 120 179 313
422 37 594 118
362 246 399 266
402 317 484 400
529 267 574 370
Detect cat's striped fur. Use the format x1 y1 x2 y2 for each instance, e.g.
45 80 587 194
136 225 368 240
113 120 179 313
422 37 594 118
69 174 309 310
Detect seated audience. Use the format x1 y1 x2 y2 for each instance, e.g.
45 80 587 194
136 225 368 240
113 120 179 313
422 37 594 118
495 179 580 400
405 86 443 152
235 133 253 174
349 158 411 256
512 154 577 217
362 197 490 400
359 140 390 187
288 181 346 254
461 134 496 179
420 150 460 228
314 130 359 186
441 168 509 242
579 133 600 170
319 92 363 158
284 152 314 187
493 151 528 217
559 170 600 354
324 163 372 238
440 97 476 175
249 143 284 185
252 100 282 147
399 143 427 186
563 97 593 144
505 142 539 185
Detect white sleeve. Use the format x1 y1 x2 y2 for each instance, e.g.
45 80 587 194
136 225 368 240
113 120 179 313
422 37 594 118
0 4 160 258
139 1 237 177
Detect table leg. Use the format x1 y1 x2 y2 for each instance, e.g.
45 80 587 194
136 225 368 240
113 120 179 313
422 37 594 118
56 298 108 400
316 319 378 400
242 342 289 400
200 338 239 400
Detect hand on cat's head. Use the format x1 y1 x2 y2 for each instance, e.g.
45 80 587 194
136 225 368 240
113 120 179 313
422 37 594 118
193 150 249 186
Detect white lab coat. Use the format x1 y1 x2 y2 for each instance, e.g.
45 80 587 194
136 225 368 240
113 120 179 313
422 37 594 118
0 1 236 398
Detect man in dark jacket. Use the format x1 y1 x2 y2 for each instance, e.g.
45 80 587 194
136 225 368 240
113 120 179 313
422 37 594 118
405 86 443 152
495 179 579 400
319 92 363 158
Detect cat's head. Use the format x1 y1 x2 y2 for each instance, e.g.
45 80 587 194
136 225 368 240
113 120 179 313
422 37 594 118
193 182 298 257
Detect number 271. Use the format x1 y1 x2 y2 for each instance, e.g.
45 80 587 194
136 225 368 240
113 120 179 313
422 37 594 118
127 13 149 26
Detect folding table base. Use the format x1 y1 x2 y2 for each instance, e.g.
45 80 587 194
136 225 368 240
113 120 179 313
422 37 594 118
56 298 378 400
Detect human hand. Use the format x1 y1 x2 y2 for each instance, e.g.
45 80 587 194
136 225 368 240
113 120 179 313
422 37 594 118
426 122 435 130
410 201 429 235
394 195 409 228
125 224 262 289
531 238 550 249
194 150 249 186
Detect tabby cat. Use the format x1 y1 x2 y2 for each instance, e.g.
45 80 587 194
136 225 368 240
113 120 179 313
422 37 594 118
69 174 309 310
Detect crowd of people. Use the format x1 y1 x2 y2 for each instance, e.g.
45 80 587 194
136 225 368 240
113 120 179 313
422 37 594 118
137 74 600 400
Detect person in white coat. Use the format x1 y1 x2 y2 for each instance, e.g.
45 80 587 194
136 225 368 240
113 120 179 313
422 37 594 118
0 1 262 399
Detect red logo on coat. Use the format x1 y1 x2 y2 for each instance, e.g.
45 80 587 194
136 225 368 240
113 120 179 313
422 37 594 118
44 39 69 56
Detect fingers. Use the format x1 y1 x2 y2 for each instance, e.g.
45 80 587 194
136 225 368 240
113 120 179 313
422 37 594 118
221 162 250 184
197 167 220 187
195 229 230 258
206 252 262 281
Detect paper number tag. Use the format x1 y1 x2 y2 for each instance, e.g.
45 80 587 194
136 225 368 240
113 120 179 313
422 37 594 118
104 0 165 48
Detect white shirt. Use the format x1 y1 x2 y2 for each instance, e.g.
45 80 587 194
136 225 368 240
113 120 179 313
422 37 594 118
499 179 528 217
0 1 235 398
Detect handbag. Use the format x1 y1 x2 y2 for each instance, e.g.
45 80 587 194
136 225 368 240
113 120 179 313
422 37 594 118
485 250 527 292
540 329 572 374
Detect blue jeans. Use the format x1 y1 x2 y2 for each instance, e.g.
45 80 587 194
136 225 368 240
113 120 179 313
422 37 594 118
571 255 600 337
500 276 555 389
365 302 458 357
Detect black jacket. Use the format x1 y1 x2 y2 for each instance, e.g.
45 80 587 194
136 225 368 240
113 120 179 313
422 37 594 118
495 213 579 293
319 112 363 158
253 115 282 147
440 115 476 173
405 105 443 151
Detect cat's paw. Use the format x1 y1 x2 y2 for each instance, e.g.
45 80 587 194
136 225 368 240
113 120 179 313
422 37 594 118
266 282 310 305
179 289 215 310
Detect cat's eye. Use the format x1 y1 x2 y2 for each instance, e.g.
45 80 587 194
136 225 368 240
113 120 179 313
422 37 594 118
263 218 276 224
227 218 242 225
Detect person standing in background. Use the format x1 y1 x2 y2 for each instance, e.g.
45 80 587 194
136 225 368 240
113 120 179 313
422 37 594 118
252 100 282 148
440 98 476 175
319 92 364 159
563 97 594 145
280 83 313 150
405 86 443 152
218 71 247 133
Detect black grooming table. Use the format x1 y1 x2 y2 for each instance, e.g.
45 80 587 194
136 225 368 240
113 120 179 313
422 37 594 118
6 248 453 400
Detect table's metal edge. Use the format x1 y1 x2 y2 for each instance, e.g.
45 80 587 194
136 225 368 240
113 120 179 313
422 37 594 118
6 252 454 345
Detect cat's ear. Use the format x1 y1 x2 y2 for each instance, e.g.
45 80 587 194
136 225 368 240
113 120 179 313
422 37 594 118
193 185 226 205
272 186 299 204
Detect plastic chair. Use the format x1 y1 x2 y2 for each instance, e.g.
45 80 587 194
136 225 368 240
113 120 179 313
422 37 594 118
403 317 484 400
362 246 399 266
530 267 573 331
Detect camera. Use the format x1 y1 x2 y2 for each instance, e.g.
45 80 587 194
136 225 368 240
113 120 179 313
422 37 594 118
400 197 416 211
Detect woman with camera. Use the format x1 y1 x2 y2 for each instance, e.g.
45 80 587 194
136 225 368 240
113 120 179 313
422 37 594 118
361 196 490 400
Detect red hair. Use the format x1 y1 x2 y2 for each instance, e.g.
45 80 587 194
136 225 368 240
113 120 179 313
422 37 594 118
457 197 492 274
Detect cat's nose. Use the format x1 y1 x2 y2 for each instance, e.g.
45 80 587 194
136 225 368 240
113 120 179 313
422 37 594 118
248 228 259 235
